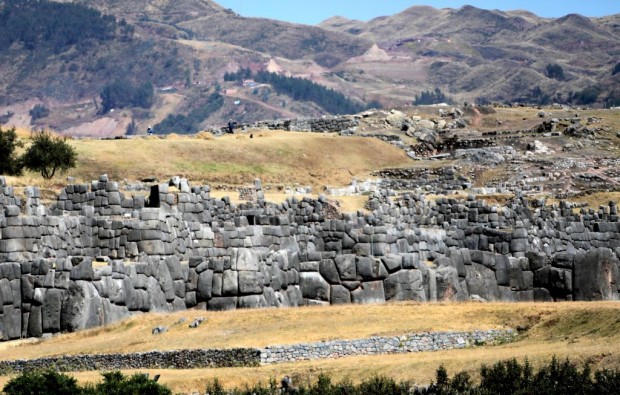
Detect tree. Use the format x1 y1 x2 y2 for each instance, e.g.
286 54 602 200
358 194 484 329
546 63 565 80
21 131 77 179
413 88 451 105
29 104 50 124
0 126 23 176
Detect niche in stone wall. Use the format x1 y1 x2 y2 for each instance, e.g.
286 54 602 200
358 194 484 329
146 185 160 208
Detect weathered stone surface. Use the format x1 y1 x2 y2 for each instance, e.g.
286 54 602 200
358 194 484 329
222 270 239 296
330 285 351 304
351 281 385 304
61 281 104 332
319 259 340 284
573 248 619 301
238 271 263 295
208 297 238 311
334 254 356 280
42 288 64 332
356 257 388 281
384 270 425 301
466 263 499 301
299 272 330 301
197 270 214 301
70 258 95 281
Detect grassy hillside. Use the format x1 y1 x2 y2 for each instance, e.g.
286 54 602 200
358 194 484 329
5 130 411 191
1 302 619 393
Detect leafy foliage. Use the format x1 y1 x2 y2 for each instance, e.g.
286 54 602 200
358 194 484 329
570 86 601 105
0 0 124 53
224 68 367 115
153 92 224 134
4 359 620 395
3 370 81 395
413 88 451 105
4 370 170 395
85 371 171 395
29 104 50 123
21 131 77 179
0 126 23 176
100 79 154 114
545 63 565 80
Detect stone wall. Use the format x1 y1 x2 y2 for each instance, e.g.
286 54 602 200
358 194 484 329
218 116 359 134
0 329 514 373
0 348 260 374
260 329 515 364
0 175 619 341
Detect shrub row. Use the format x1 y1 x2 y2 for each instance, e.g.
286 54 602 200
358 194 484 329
5 357 620 395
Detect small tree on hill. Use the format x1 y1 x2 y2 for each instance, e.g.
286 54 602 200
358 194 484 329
21 131 77 179
0 125 23 176
545 63 565 81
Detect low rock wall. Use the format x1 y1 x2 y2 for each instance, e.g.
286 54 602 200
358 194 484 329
260 329 516 363
0 348 260 374
0 329 515 373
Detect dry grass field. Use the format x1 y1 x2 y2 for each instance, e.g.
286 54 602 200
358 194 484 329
5 130 411 192
1 302 620 393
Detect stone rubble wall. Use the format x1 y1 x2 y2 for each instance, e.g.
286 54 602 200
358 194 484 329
260 329 516 364
0 175 619 341
0 329 514 373
226 116 359 134
0 348 260 374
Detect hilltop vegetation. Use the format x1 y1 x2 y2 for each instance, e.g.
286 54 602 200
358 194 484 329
225 69 370 115
0 0 126 53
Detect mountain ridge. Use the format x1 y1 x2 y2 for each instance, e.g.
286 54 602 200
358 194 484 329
0 0 618 136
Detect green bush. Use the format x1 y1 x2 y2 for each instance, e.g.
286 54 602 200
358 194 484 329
100 79 154 114
413 88 451 105
0 126 23 176
3 370 81 395
21 131 77 179
545 63 565 80
91 371 171 395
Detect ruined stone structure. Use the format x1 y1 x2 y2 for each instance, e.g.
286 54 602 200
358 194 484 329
0 173 619 341
217 116 359 134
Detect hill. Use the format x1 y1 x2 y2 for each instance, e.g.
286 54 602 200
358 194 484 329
0 1 618 136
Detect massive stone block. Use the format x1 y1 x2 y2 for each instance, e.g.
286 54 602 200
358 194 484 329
334 254 356 280
465 263 499 301
238 271 263 295
299 272 330 301
573 248 620 301
356 257 388 281
351 281 385 304
42 288 64 332
384 270 425 301
61 281 104 332
330 285 351 304
319 259 340 284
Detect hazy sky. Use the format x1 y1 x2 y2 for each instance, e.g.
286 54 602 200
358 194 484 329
216 0 619 25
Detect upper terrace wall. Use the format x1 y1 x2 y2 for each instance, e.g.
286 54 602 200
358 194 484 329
0 175 619 341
